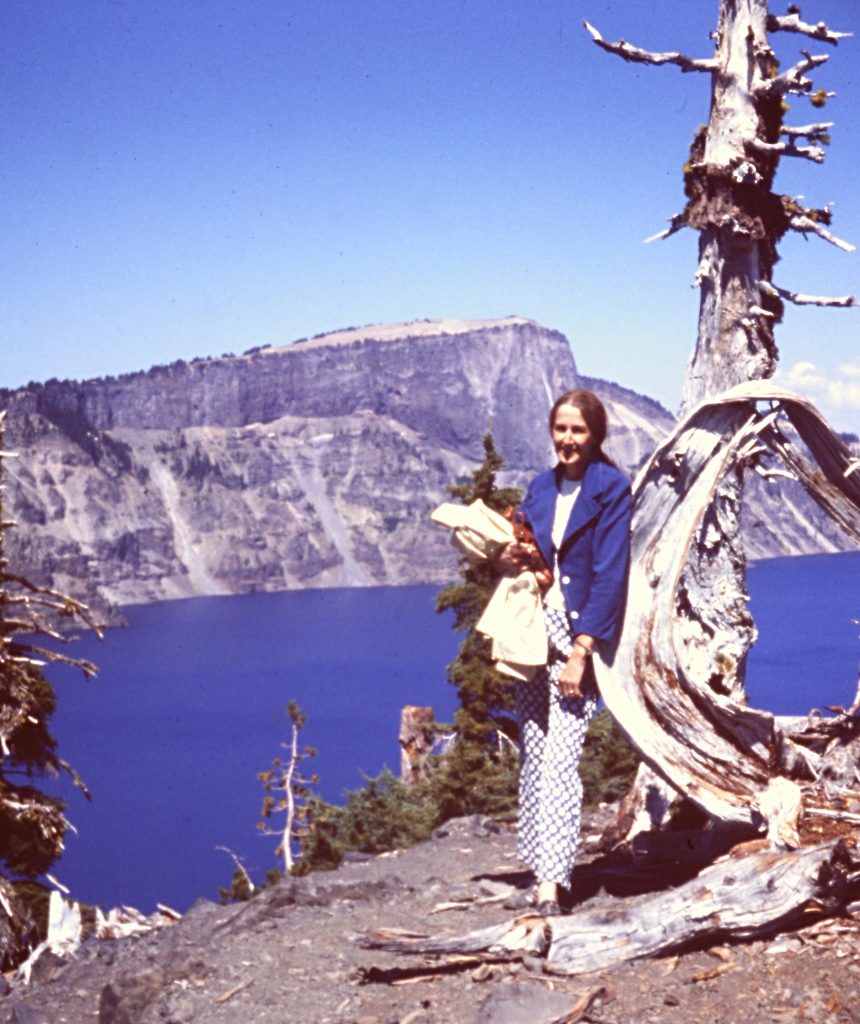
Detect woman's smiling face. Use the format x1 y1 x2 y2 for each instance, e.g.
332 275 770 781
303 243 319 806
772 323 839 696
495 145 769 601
551 403 596 479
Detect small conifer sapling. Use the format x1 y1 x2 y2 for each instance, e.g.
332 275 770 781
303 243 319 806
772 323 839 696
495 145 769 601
257 700 318 875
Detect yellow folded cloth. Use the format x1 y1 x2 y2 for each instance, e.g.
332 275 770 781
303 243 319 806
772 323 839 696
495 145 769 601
431 500 547 680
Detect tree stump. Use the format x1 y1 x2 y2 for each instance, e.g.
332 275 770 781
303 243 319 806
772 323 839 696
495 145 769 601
399 706 436 783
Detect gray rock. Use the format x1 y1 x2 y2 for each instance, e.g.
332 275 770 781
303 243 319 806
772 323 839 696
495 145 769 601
27 952 67 985
98 967 167 1024
156 988 196 1024
9 1005 50 1024
341 851 375 864
474 981 582 1024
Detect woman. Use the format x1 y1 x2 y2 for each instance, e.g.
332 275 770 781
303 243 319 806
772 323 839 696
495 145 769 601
496 389 631 915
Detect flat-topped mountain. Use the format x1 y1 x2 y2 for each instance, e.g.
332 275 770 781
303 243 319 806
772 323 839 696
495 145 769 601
0 318 851 615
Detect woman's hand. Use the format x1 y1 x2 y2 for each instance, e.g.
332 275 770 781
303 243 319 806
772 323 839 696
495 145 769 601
492 541 532 575
557 637 595 700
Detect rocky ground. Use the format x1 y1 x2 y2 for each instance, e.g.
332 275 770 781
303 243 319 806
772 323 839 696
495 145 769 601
2 812 860 1024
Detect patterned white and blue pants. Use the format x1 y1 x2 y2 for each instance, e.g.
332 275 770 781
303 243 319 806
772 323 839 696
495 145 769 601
515 606 597 887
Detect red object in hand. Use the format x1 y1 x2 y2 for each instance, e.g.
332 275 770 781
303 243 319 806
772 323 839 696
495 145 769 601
503 507 553 593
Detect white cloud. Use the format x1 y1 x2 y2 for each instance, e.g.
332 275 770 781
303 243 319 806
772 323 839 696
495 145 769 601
779 361 827 391
774 360 860 429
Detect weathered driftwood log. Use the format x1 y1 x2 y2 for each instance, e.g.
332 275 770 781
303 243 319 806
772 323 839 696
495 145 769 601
358 839 860 976
595 382 860 831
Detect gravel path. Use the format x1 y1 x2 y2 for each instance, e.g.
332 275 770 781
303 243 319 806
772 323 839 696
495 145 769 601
2 814 859 1024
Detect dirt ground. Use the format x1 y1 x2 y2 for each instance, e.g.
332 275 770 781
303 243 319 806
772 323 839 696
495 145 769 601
2 811 860 1024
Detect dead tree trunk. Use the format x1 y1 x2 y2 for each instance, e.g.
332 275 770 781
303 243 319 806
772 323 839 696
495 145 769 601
586 0 856 805
587 3 855 413
588 3 856 709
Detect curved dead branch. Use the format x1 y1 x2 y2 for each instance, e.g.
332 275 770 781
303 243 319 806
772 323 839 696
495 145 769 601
595 383 860 831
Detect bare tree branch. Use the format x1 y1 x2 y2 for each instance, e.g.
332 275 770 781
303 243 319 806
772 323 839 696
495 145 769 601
781 121 833 141
789 214 856 252
760 280 858 309
756 51 830 97
9 642 98 677
644 212 687 243
583 21 717 73
767 12 852 45
57 758 93 800
746 137 825 163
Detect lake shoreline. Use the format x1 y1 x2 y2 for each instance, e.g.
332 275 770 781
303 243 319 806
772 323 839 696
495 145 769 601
43 551 858 912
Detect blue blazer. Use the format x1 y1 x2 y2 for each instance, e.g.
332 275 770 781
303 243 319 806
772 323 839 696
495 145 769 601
520 459 631 645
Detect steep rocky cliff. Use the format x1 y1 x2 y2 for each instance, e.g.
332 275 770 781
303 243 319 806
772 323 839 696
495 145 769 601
0 317 852 615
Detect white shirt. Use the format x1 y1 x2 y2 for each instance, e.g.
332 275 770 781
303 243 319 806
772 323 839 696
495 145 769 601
544 476 581 611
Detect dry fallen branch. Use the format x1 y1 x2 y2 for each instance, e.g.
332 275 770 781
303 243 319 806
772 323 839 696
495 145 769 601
357 840 860 976
214 978 254 1005
556 985 609 1023
806 807 860 826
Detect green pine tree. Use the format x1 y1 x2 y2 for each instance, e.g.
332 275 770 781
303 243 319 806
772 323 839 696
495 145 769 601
430 431 523 819
435 431 522 744
580 709 640 807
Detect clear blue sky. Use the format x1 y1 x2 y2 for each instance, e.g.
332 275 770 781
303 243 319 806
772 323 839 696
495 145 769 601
2 0 858 427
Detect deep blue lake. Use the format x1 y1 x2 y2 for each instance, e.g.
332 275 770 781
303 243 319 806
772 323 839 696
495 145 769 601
45 586 460 913
44 553 858 913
